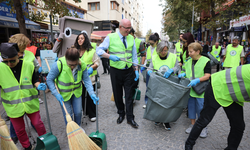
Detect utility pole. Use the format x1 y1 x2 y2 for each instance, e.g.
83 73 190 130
191 0 194 34
50 14 54 42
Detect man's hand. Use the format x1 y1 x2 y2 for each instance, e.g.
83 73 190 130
109 55 120 62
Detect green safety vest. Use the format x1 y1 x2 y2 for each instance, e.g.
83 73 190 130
181 51 190 72
80 48 97 77
211 45 221 61
56 57 87 101
175 41 182 62
20 50 35 62
185 56 210 98
0 61 39 118
152 52 177 70
224 44 243 68
91 42 97 50
108 33 134 69
211 64 250 107
135 38 142 63
146 46 157 64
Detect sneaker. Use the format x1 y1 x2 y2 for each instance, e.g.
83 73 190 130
90 117 96 122
11 137 18 144
24 143 34 150
163 123 171 131
155 122 161 125
200 127 208 138
143 105 146 109
39 98 43 104
185 124 193 134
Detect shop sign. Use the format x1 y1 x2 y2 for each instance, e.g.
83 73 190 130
230 14 250 28
0 2 29 20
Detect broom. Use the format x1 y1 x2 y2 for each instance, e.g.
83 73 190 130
45 59 101 150
0 115 18 150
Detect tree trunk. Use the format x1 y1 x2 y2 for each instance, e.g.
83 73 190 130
13 0 27 36
210 0 216 45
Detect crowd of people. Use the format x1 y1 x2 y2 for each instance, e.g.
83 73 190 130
0 18 250 150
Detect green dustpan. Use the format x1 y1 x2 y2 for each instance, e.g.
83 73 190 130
35 89 60 150
89 75 107 150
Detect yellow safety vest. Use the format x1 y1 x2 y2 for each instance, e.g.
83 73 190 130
0 61 39 118
146 46 157 64
135 38 142 64
224 44 243 68
20 50 35 62
152 52 177 71
108 33 134 69
185 56 210 98
91 42 97 50
80 48 97 77
56 57 87 101
211 64 250 107
175 41 182 62
211 45 221 61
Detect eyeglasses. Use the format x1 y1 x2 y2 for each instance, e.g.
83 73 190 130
122 26 132 30
2 60 16 64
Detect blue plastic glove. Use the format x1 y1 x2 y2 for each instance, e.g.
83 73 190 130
147 70 153 76
87 67 93 75
134 70 139 81
55 94 64 106
37 83 47 91
178 73 186 78
55 57 58 62
216 55 219 58
187 78 200 87
164 69 174 78
90 94 99 105
207 52 210 54
38 67 42 74
140 66 146 72
109 55 120 62
221 62 224 67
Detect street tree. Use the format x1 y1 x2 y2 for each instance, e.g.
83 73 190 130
0 0 81 36
146 29 153 42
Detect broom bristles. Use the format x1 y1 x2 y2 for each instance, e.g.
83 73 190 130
66 119 101 150
0 119 18 150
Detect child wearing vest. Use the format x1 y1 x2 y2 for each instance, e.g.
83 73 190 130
147 40 180 130
0 43 47 150
74 32 100 122
178 42 211 138
47 47 99 126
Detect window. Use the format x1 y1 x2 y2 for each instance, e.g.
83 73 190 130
111 1 119 11
88 2 100 11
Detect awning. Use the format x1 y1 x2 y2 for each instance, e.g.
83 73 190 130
91 33 102 40
92 30 112 38
0 16 40 30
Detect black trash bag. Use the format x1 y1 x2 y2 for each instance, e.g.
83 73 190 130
143 72 191 123
207 53 220 66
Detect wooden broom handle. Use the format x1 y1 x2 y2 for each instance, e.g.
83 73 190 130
45 58 69 115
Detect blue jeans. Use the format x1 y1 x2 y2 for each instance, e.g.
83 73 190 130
60 94 82 126
188 96 204 119
10 121 17 138
144 72 150 104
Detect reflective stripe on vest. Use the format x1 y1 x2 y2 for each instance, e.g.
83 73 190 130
57 57 86 101
212 64 250 107
224 44 243 68
108 33 134 69
212 45 221 61
1 95 38 104
225 66 250 102
3 85 34 93
80 48 97 77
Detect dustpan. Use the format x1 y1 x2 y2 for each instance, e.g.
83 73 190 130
35 77 60 150
89 75 107 150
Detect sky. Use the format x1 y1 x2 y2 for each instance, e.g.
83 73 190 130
142 0 164 37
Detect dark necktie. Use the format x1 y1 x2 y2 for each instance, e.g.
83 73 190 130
123 36 127 49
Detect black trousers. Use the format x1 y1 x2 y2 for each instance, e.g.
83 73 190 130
101 58 110 73
110 66 135 120
185 82 245 150
82 83 96 118
216 64 220 72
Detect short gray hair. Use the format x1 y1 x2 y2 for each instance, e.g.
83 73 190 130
156 40 169 54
